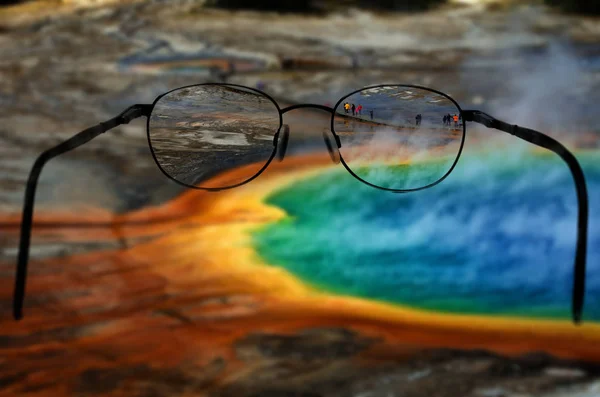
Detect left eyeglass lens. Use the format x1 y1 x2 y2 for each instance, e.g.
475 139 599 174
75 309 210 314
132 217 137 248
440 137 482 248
148 85 281 189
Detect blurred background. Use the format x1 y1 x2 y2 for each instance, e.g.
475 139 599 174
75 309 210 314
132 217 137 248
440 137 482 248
0 0 600 396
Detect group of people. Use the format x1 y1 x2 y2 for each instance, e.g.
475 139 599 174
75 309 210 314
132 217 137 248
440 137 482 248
413 113 461 128
342 102 374 120
342 109 461 128
443 113 461 127
343 102 364 117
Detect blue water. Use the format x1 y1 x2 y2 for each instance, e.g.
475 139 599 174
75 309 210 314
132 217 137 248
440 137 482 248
253 150 600 321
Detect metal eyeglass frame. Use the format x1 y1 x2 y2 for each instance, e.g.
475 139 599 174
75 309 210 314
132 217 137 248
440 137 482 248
12 83 589 325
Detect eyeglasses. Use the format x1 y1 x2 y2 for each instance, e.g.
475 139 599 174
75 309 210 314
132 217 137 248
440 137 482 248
12 83 589 324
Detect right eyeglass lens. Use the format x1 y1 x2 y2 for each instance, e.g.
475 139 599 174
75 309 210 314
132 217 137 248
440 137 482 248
333 86 465 191
148 84 281 189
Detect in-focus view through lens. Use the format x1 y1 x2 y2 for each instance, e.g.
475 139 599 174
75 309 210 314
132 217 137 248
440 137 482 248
148 84 281 189
333 86 465 191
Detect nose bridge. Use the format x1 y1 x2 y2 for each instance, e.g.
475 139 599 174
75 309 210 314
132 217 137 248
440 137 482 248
280 103 334 115
276 103 341 165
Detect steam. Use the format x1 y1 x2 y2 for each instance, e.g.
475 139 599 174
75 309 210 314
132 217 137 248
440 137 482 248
339 122 461 190
489 42 590 138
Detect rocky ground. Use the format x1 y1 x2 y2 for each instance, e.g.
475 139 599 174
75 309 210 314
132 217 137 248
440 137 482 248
1 1 599 396
223 329 600 397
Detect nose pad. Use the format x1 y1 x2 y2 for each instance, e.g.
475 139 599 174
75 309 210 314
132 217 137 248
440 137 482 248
322 130 340 164
277 124 290 162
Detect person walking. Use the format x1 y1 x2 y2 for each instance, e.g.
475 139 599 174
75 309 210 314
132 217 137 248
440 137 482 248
369 110 374 120
453 114 459 128
357 104 362 115
415 114 422 126
351 104 356 116
443 115 448 126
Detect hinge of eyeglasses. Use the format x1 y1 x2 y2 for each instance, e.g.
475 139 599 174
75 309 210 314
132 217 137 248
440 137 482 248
464 110 521 136
462 110 494 128
116 104 153 125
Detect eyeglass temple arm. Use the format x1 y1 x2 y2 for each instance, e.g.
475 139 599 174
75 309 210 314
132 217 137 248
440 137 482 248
12 104 152 321
463 110 589 324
